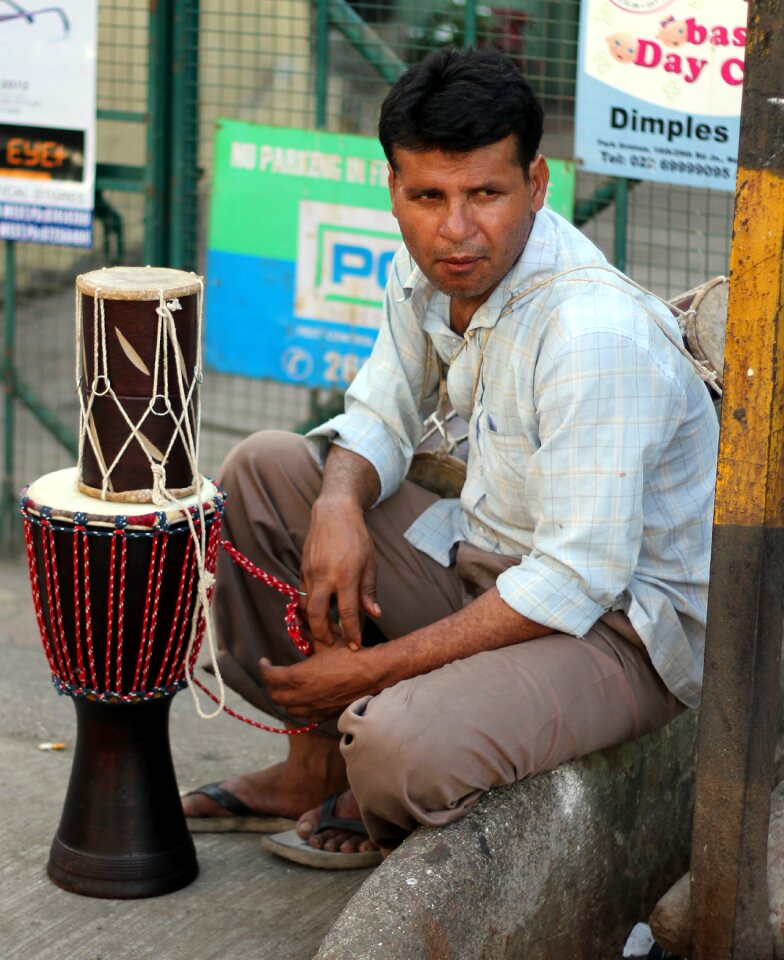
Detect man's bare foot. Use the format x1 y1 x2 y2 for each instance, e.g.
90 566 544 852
295 789 379 854
182 734 348 822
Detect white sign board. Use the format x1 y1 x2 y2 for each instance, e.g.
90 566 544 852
574 0 748 192
0 1 97 246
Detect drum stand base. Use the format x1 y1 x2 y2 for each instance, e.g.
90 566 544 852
47 696 198 899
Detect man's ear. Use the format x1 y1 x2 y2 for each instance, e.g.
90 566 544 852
528 155 550 213
388 163 398 218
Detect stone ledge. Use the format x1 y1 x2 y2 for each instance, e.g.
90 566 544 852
316 710 698 960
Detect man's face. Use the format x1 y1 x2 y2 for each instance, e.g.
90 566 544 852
388 136 549 325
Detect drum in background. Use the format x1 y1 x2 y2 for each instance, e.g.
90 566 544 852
76 266 203 503
21 467 225 898
670 275 728 395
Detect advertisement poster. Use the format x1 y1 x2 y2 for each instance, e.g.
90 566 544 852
207 119 576 389
574 0 748 192
0 1 97 246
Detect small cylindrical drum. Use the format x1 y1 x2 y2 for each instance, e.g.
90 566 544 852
20 467 225 898
76 266 203 502
671 275 728 395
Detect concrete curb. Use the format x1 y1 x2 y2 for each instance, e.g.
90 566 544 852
316 711 697 959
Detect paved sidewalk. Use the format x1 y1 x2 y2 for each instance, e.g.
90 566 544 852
0 553 371 960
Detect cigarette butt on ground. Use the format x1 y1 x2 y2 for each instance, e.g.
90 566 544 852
37 741 67 751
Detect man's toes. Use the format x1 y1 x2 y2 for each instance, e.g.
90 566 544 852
306 828 342 851
296 808 320 839
331 832 360 853
295 790 377 853
182 794 220 818
337 833 376 854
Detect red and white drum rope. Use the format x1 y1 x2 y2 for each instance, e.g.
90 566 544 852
188 539 317 735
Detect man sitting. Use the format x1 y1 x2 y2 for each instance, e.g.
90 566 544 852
183 46 718 868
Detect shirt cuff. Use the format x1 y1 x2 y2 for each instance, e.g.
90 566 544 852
496 554 606 638
305 413 406 503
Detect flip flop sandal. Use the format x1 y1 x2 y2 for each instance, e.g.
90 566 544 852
183 781 298 834
260 793 383 869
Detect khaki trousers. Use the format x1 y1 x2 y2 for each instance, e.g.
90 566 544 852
213 431 683 848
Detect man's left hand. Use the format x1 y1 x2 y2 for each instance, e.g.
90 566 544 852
259 643 382 723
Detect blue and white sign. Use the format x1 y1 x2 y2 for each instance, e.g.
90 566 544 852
207 122 396 389
574 0 747 192
0 1 97 246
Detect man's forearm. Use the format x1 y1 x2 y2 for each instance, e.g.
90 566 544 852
368 587 553 690
318 444 381 512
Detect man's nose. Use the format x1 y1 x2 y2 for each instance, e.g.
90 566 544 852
438 199 475 242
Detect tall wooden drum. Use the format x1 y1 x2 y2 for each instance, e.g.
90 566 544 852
76 266 203 503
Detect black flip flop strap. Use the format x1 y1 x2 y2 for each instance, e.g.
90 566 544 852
314 792 367 836
190 782 257 817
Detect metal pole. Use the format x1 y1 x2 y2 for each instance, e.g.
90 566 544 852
2 240 16 546
464 0 477 46
690 2 784 957
613 177 628 272
170 0 200 270
145 0 173 266
312 0 331 421
315 0 329 130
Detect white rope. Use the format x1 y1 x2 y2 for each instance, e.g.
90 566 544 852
146 279 225 720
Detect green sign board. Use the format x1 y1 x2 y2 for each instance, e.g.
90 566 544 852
207 119 576 387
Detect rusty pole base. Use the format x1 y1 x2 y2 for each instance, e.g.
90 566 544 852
651 778 784 958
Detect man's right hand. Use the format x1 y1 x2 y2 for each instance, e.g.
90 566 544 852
299 446 383 650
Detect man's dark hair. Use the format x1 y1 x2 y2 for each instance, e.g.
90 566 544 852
379 47 544 173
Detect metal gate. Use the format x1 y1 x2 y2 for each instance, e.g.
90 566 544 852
0 0 735 543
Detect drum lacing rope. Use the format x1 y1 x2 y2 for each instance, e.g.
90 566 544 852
20 491 228 704
75 288 204 503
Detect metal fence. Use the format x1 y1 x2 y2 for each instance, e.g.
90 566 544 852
1 0 735 541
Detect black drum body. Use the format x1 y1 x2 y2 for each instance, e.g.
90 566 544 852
21 469 224 898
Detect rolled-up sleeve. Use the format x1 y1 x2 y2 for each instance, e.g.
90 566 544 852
306 248 438 504
306 411 411 503
497 555 606 637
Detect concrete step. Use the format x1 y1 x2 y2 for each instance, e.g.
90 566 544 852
317 711 698 959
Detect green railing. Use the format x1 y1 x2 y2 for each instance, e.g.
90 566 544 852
0 0 734 547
